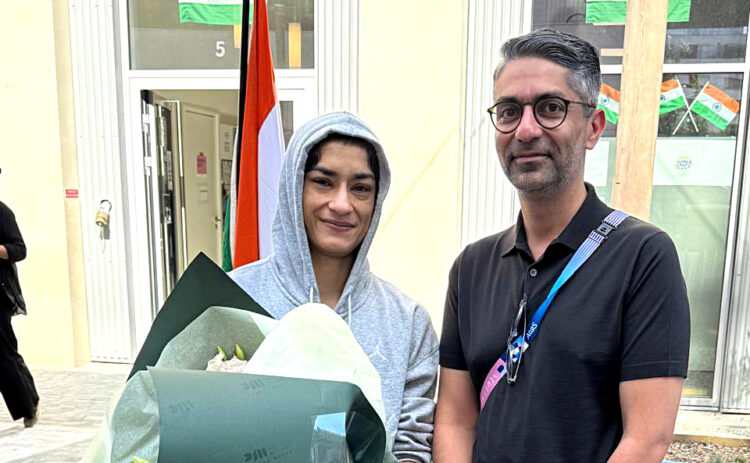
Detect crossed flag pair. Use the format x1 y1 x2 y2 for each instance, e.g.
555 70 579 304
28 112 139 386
598 80 740 133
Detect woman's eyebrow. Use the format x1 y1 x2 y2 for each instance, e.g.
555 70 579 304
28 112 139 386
353 173 376 181
310 166 336 176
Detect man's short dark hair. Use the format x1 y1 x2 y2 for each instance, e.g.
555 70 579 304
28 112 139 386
304 134 380 193
493 28 601 114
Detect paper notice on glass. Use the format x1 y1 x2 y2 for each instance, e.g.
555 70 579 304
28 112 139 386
653 138 735 187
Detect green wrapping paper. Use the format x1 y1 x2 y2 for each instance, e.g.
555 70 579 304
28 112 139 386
83 305 274 463
154 306 271 371
83 255 395 463
151 368 385 462
82 370 159 463
243 303 387 430
129 252 269 380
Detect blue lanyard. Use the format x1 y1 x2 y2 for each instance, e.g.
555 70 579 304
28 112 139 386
505 210 629 362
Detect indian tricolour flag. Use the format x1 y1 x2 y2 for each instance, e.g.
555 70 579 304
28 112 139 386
692 83 740 131
597 84 621 125
222 0 285 270
659 79 688 115
179 0 244 26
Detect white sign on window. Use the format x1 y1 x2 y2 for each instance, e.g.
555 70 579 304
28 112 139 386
653 138 735 187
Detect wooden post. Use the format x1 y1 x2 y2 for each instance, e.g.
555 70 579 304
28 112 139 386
610 0 669 220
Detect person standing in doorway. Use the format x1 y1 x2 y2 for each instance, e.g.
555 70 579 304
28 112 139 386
0 200 40 428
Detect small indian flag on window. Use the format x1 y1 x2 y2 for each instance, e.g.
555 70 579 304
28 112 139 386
659 79 688 115
597 84 621 125
179 0 245 26
691 83 740 131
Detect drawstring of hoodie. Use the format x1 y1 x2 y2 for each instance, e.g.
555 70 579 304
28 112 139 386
347 295 352 328
309 285 352 327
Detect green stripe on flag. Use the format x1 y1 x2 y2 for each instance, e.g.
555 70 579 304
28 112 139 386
179 3 245 25
692 101 731 131
586 0 690 24
659 97 687 115
221 198 233 271
600 106 619 124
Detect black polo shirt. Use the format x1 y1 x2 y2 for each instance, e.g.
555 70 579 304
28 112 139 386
440 184 690 463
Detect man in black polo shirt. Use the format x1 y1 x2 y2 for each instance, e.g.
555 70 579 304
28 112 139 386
433 29 690 463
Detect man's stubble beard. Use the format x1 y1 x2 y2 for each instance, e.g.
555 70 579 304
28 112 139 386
499 136 586 199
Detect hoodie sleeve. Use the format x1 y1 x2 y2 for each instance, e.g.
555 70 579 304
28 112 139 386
392 305 439 463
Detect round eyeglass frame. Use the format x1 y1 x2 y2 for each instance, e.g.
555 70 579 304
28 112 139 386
487 96 596 134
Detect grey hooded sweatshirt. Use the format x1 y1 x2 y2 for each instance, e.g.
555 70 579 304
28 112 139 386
229 112 439 462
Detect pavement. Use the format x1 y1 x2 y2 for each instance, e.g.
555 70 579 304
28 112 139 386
0 363 130 463
1 363 749 462
674 409 750 446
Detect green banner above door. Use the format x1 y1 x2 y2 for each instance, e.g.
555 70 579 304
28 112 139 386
179 0 248 25
585 0 691 24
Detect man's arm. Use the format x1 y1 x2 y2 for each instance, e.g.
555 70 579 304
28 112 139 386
610 230 689 461
433 367 478 463
607 377 683 463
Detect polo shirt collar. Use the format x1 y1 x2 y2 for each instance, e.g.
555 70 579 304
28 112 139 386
501 183 613 257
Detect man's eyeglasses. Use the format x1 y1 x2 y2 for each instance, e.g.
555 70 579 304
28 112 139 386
487 96 595 133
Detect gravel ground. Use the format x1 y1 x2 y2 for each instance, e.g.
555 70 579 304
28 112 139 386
667 441 750 462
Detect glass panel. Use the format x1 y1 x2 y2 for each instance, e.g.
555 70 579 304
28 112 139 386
279 100 294 146
128 0 314 70
587 73 743 399
665 1 749 63
532 0 749 65
587 75 620 203
532 0 625 65
652 73 742 398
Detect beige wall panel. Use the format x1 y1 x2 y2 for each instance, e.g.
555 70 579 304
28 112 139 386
0 2 78 367
359 0 465 327
611 0 669 219
53 0 90 366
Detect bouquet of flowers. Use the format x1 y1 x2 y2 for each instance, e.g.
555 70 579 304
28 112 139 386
82 254 394 463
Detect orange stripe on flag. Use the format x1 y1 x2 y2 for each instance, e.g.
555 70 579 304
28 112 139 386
704 84 740 114
661 79 680 92
234 0 278 267
600 83 620 102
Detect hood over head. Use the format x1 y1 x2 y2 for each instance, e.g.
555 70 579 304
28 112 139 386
271 111 391 316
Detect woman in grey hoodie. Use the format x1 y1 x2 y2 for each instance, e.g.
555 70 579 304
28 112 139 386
229 112 439 462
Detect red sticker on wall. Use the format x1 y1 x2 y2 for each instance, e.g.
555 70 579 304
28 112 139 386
65 189 79 198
